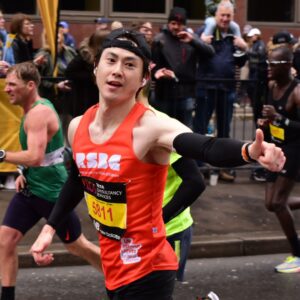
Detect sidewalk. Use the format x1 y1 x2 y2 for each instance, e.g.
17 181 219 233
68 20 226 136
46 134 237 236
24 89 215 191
1 168 300 268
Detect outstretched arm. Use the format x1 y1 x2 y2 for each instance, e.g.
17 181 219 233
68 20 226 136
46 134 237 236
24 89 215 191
172 128 285 172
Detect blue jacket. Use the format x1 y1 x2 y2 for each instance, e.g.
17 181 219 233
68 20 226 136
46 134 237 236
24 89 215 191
196 26 247 89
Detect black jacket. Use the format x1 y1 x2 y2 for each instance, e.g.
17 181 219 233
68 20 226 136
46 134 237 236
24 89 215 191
152 27 215 101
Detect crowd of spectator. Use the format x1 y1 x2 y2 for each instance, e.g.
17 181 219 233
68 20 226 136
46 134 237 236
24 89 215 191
0 3 300 298
0 3 300 187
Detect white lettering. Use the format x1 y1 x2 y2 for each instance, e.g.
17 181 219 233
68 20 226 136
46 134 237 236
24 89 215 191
76 153 86 168
75 152 122 171
87 153 97 168
98 153 108 169
108 154 121 171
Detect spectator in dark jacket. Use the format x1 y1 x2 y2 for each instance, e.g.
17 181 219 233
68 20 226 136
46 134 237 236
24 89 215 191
247 28 268 123
151 7 214 128
10 13 44 66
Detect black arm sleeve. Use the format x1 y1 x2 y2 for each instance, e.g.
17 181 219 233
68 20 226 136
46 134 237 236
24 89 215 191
163 157 205 223
173 133 246 167
47 159 84 229
190 36 215 58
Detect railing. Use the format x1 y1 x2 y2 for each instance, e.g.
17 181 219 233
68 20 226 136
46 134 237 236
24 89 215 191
195 78 267 174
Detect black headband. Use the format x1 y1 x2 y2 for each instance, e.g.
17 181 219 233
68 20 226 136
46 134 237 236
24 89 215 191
102 39 149 61
101 29 151 62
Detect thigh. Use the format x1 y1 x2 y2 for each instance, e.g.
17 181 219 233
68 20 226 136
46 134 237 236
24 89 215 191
106 270 176 300
22 195 82 244
2 193 41 235
55 211 82 244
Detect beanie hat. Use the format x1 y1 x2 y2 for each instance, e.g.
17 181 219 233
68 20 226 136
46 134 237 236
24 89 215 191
168 7 187 25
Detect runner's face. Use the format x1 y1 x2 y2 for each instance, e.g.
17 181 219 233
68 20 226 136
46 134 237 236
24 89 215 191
267 51 291 80
96 47 144 103
4 72 31 106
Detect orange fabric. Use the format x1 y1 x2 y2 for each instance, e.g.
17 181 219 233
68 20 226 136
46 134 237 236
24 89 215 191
73 103 178 290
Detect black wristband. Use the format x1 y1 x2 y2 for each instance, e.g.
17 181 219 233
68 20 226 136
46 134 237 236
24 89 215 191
245 143 256 163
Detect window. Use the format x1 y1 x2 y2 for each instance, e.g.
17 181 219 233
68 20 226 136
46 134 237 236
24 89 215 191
248 0 295 22
173 0 205 20
60 0 101 12
112 0 165 14
1 0 36 15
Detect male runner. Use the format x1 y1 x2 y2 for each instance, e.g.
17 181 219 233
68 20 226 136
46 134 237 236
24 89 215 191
31 29 285 299
0 62 101 300
260 46 300 273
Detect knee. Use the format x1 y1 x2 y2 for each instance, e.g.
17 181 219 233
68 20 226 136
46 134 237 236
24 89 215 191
0 226 22 252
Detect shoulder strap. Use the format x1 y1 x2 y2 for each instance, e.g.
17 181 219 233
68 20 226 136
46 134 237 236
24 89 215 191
281 79 298 101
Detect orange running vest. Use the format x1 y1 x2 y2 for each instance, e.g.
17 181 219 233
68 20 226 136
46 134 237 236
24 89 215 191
72 102 178 290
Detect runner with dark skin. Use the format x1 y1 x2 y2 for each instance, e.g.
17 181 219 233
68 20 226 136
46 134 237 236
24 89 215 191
260 46 300 273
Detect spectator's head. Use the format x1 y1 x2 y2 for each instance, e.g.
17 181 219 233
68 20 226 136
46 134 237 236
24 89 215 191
94 17 111 31
215 1 234 32
10 13 33 39
130 20 153 46
247 28 262 42
59 21 70 34
89 30 110 54
110 20 123 31
167 7 187 36
267 46 293 81
243 24 252 36
272 31 297 46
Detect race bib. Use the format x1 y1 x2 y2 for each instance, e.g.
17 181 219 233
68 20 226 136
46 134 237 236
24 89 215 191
269 123 285 142
81 177 127 240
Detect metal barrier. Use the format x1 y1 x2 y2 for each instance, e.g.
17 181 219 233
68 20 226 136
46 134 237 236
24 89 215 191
195 78 263 141
195 78 268 174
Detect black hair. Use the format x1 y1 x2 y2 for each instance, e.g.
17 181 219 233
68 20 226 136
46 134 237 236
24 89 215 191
270 46 293 62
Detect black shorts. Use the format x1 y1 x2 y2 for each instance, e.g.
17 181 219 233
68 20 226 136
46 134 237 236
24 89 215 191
106 270 176 300
267 142 300 182
2 192 81 244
